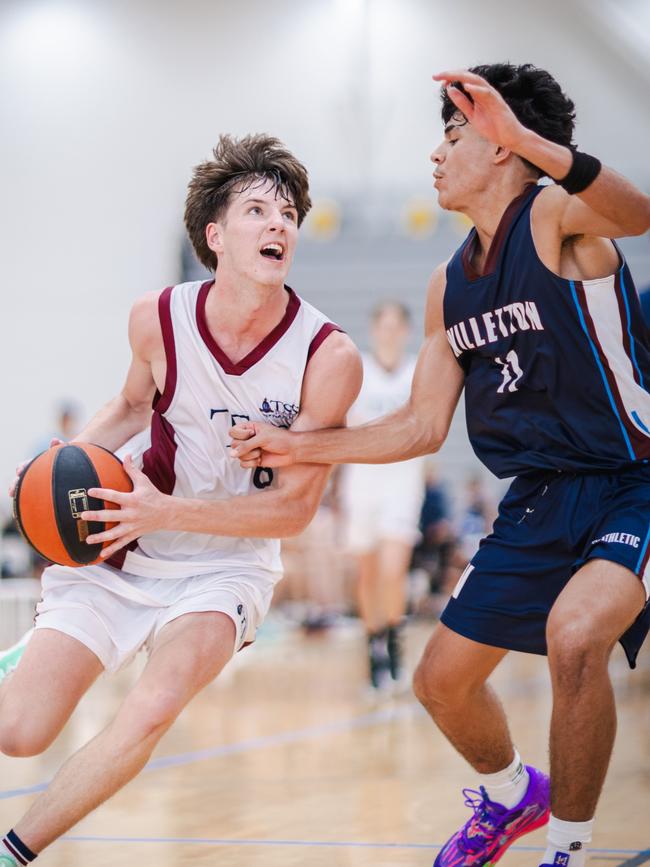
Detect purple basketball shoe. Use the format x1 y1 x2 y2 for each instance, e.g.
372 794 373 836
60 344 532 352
434 765 550 866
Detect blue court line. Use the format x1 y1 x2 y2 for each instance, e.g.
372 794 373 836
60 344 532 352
617 851 650 866
0 702 423 801
57 835 647 856
0 664 636 801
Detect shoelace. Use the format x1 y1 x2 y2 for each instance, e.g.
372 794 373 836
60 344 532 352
458 787 505 853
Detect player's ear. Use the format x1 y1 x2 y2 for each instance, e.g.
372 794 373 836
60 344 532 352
494 144 512 165
206 222 224 257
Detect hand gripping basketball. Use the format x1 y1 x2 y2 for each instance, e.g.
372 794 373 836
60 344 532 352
80 454 173 560
13 442 133 567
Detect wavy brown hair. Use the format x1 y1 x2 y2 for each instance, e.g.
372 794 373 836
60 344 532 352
441 63 576 176
184 134 312 271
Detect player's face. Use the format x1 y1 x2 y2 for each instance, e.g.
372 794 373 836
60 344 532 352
430 112 496 211
209 179 299 287
371 307 409 357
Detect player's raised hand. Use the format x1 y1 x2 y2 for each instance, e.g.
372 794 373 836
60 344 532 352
230 422 297 468
433 70 525 151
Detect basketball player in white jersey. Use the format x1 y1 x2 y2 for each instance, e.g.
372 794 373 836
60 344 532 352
0 134 362 866
341 301 424 691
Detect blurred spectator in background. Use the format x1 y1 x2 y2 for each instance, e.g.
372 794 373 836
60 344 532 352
0 521 31 579
457 473 496 561
278 468 348 632
412 463 461 607
2 402 82 579
31 402 80 454
340 301 425 692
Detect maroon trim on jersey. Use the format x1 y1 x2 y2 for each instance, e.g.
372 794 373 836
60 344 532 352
152 286 177 414
142 412 178 496
574 280 650 459
196 280 301 376
306 322 344 364
462 183 537 281
105 540 137 570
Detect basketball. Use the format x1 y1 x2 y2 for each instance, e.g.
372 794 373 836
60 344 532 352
12 443 133 568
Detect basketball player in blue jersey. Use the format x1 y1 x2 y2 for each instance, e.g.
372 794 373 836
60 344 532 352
231 64 650 866
0 135 362 866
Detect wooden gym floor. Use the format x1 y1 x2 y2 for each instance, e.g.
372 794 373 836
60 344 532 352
0 618 648 866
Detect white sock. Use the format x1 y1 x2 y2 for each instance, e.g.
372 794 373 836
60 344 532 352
542 814 593 866
478 749 529 809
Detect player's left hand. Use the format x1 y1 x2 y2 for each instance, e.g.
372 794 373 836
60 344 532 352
433 69 525 151
81 455 171 558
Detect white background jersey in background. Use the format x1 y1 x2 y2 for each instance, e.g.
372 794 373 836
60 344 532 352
341 353 426 547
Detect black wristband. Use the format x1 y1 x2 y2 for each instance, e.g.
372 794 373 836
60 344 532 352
555 149 602 195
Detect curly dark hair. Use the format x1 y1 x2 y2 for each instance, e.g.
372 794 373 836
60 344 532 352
184 133 312 271
441 63 576 175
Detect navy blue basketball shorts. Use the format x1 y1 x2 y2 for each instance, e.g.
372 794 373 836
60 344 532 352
441 467 650 668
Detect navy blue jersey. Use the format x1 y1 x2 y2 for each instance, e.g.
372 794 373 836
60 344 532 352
444 183 650 478
640 287 650 327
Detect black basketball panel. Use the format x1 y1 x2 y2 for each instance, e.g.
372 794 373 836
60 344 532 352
52 445 105 565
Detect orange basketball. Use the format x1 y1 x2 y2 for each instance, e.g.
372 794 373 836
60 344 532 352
13 443 133 567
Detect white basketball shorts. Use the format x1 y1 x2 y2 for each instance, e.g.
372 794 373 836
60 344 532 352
34 561 279 673
341 461 425 553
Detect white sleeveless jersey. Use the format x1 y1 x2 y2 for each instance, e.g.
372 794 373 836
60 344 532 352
114 280 340 580
349 352 417 424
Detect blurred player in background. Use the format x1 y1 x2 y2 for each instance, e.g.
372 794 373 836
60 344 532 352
231 64 650 867
0 134 361 866
457 473 495 561
340 301 424 691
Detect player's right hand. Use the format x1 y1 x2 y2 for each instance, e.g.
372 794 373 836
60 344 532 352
9 438 65 497
229 422 296 468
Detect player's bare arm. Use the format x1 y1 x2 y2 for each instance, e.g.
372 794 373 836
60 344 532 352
433 69 650 240
230 263 464 468
80 331 363 558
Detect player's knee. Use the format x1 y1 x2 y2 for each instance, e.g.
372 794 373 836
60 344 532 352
118 689 186 744
0 716 52 757
546 610 610 681
413 652 467 711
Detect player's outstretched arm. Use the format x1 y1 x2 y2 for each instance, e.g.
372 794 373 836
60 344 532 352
230 263 464 468
73 293 161 451
433 69 650 239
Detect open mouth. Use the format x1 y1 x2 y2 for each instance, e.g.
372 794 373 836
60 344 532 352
260 243 284 261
